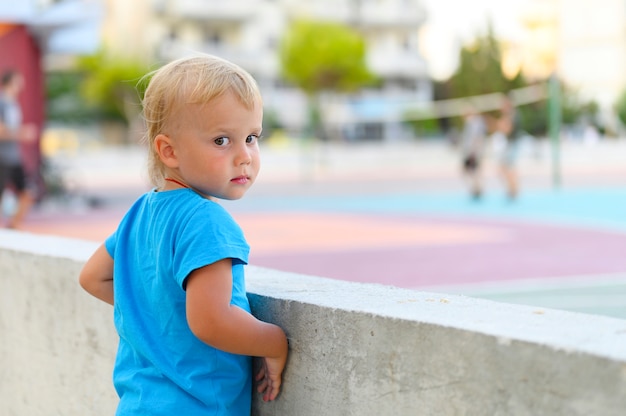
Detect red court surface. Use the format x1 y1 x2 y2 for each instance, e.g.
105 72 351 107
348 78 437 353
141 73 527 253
236 212 626 289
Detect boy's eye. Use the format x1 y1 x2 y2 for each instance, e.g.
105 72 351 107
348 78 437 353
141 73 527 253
246 134 259 144
214 137 230 146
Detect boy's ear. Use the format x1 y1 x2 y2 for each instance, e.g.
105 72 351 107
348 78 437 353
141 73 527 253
154 134 179 168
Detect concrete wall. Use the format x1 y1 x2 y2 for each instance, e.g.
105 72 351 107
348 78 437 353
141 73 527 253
2 230 626 415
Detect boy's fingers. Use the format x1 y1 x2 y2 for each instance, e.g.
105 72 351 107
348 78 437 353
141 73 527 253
265 385 278 401
266 378 282 401
257 378 268 393
255 366 266 381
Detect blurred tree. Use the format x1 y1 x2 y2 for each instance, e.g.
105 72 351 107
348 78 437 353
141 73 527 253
401 111 441 139
429 26 527 137
279 20 375 139
46 71 98 124
438 25 598 138
77 51 150 126
446 26 525 99
518 81 599 137
614 89 626 128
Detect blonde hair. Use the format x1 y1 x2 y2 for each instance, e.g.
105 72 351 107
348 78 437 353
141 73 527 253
140 54 262 187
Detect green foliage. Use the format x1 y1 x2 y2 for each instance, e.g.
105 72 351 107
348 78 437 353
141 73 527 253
262 109 283 139
77 51 150 124
46 71 98 123
445 26 524 99
615 89 626 127
402 109 442 138
440 25 598 137
279 20 376 139
279 20 375 94
560 86 586 124
517 102 547 136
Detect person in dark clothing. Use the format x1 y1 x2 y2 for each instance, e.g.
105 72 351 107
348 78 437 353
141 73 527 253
0 69 36 228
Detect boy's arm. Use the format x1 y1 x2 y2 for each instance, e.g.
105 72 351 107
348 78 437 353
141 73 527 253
185 258 288 399
79 243 114 305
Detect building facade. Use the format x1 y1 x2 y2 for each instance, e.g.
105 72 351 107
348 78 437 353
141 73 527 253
520 0 626 129
101 0 431 140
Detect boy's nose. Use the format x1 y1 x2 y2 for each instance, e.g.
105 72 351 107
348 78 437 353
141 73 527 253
236 146 252 165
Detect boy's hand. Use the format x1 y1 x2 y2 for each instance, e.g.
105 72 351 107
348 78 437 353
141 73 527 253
255 353 287 402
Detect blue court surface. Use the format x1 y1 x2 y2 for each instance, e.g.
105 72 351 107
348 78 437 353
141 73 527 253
244 185 626 232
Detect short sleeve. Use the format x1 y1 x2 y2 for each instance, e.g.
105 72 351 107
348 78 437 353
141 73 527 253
171 202 249 289
105 232 117 259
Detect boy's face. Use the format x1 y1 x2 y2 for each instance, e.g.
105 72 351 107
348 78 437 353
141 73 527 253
170 90 263 200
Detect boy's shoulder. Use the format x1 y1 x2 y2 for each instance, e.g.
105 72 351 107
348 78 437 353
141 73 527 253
144 190 236 225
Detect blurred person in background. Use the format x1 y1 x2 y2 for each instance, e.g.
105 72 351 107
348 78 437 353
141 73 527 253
0 69 36 229
460 104 487 199
495 94 521 200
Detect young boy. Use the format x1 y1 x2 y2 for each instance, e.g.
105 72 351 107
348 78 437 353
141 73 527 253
79 54 288 415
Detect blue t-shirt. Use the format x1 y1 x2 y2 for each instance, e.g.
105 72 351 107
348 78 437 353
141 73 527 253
105 188 252 415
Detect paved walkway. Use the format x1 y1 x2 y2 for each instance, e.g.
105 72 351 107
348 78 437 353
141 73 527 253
10 137 626 319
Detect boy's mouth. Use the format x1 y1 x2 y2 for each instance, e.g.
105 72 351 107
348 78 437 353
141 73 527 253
231 175 249 185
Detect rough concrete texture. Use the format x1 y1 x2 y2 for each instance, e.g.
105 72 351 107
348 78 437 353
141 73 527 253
2 230 626 415
247 268 626 415
0 232 117 416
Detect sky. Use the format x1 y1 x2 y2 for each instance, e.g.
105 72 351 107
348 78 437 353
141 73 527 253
420 0 526 79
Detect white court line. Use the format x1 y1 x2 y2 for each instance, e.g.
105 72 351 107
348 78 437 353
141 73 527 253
418 272 626 319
